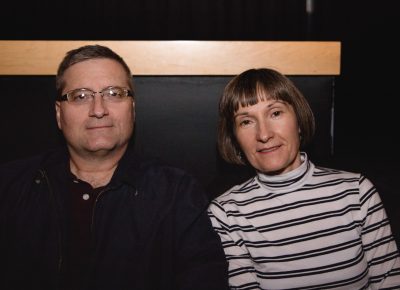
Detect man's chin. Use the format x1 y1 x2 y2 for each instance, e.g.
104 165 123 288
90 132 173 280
67 139 130 158
87 144 122 155
69 144 118 157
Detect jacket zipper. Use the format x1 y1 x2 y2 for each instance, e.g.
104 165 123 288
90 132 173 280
39 169 63 284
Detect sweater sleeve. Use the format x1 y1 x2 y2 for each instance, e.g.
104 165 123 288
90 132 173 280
208 200 261 290
358 175 400 289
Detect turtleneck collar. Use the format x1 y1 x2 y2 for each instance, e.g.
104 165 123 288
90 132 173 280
256 152 314 191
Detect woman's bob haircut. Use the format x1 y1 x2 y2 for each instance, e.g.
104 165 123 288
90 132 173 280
218 68 315 165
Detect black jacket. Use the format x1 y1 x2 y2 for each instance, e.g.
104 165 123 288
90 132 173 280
0 148 229 290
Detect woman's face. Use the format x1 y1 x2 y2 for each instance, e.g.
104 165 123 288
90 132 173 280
234 99 301 175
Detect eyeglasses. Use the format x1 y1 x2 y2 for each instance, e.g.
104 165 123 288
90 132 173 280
57 86 133 104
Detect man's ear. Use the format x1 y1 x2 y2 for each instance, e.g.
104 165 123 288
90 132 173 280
55 101 62 130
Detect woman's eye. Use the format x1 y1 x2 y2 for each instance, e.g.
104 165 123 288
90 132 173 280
239 119 252 127
271 110 282 118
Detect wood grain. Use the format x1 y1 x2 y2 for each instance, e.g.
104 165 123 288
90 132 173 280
0 41 341 75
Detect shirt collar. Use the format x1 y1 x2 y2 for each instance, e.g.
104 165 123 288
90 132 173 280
256 152 313 191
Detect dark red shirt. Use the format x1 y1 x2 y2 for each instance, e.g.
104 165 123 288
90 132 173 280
65 175 105 289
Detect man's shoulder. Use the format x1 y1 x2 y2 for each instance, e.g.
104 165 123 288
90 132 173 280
0 148 67 183
121 152 207 198
141 158 190 178
132 159 199 191
116 157 210 220
0 154 44 178
121 151 193 182
0 154 47 204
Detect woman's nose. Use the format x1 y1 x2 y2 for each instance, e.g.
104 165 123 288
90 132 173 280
256 121 272 143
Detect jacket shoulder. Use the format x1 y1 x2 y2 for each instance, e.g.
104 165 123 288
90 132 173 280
122 155 195 187
0 155 44 182
125 156 209 204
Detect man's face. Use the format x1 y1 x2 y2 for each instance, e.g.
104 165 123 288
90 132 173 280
55 58 135 157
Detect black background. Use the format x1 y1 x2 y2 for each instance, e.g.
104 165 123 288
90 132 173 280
1 0 399 244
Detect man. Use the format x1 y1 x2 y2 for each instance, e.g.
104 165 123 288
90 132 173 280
0 45 228 289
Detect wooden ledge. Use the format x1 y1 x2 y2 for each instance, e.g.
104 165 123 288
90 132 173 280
0 40 340 75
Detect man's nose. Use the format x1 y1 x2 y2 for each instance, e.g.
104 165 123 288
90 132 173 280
89 93 109 118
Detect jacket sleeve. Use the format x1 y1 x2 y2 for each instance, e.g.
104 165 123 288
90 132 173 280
173 173 229 290
208 200 260 290
358 175 400 289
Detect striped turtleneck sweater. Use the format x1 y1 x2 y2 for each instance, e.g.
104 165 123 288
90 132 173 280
208 153 400 289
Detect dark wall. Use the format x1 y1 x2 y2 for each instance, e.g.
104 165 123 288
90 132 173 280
2 1 398 159
0 76 334 185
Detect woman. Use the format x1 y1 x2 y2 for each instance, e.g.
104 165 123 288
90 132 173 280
208 68 400 289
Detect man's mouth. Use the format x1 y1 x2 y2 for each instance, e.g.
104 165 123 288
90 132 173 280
87 125 113 130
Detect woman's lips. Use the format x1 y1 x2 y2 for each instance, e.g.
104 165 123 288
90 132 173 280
257 145 280 153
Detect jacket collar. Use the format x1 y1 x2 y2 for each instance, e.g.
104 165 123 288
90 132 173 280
39 145 154 190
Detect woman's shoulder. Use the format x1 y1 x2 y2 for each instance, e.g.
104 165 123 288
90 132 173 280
212 175 259 203
311 164 377 191
313 164 362 179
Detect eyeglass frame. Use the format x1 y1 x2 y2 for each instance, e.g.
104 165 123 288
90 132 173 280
56 86 134 103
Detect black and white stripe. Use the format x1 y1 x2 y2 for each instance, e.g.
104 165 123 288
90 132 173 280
208 153 400 289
